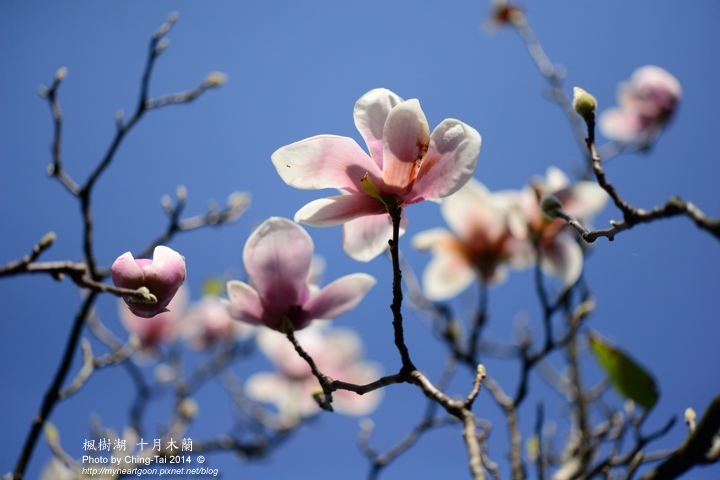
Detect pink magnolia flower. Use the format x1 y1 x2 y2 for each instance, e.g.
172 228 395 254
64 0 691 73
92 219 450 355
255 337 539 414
513 167 608 287
111 245 186 318
599 66 682 143
182 294 255 350
119 284 188 353
246 323 383 421
413 178 534 300
225 217 376 331
272 88 482 262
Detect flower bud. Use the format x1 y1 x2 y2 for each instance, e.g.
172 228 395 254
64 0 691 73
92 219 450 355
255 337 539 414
111 246 186 318
573 86 597 122
54 67 68 82
540 194 563 220
203 71 228 88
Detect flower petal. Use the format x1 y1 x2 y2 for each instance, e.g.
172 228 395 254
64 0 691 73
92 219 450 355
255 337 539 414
408 119 481 202
225 280 264 325
540 232 583 288
342 210 407 262
294 194 386 226
143 246 187 305
353 88 404 168
303 273 376 321
556 181 608 220
243 217 313 309
111 251 145 289
440 177 497 241
380 99 430 195
421 251 476 301
271 135 380 194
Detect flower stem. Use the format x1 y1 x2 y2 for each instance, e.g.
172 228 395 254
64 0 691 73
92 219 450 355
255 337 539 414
387 204 415 372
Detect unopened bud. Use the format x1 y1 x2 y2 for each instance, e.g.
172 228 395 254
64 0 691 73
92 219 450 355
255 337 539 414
178 398 198 419
203 72 228 88
37 85 49 97
39 231 57 249
155 38 170 55
227 191 250 210
685 407 697 432
161 194 173 211
54 67 68 82
44 422 60 444
573 86 597 122
154 363 175 383
115 109 124 125
176 184 187 203
153 12 179 39
540 195 563 220
359 418 375 432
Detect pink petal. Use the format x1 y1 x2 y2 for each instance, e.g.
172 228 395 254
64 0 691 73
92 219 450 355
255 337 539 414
380 99 430 195
225 280 264 325
111 251 145 289
294 194 386 227
353 88 404 169
271 135 380 194
539 232 583 288
303 273 376 320
598 107 644 142
243 217 313 310
143 246 187 305
407 119 481 203
342 210 407 262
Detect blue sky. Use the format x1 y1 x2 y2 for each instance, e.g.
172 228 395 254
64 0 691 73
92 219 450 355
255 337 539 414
1 1 719 479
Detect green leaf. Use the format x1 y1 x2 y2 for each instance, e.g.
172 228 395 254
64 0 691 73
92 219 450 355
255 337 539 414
588 331 659 410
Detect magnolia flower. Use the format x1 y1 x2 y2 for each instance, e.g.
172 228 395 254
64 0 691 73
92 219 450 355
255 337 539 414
272 88 481 262
225 217 376 331
513 167 608 287
119 285 188 354
413 178 533 300
111 245 186 318
182 294 255 350
599 66 682 143
246 323 383 422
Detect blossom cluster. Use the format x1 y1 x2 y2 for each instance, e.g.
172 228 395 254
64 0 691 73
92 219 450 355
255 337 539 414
108 71 681 422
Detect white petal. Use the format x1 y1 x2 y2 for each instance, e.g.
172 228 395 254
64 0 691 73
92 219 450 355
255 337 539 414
422 252 476 301
353 88 404 168
271 135 379 194
342 210 407 262
539 233 583 288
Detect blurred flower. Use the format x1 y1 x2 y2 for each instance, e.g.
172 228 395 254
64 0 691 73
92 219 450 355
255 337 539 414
513 167 608 287
484 0 525 31
40 458 74 480
599 65 681 143
225 217 376 331
272 88 481 262
412 178 533 300
111 245 186 318
182 294 255 350
246 323 383 423
119 285 188 355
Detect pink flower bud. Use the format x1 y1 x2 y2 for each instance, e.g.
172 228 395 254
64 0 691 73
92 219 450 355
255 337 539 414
111 246 186 318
